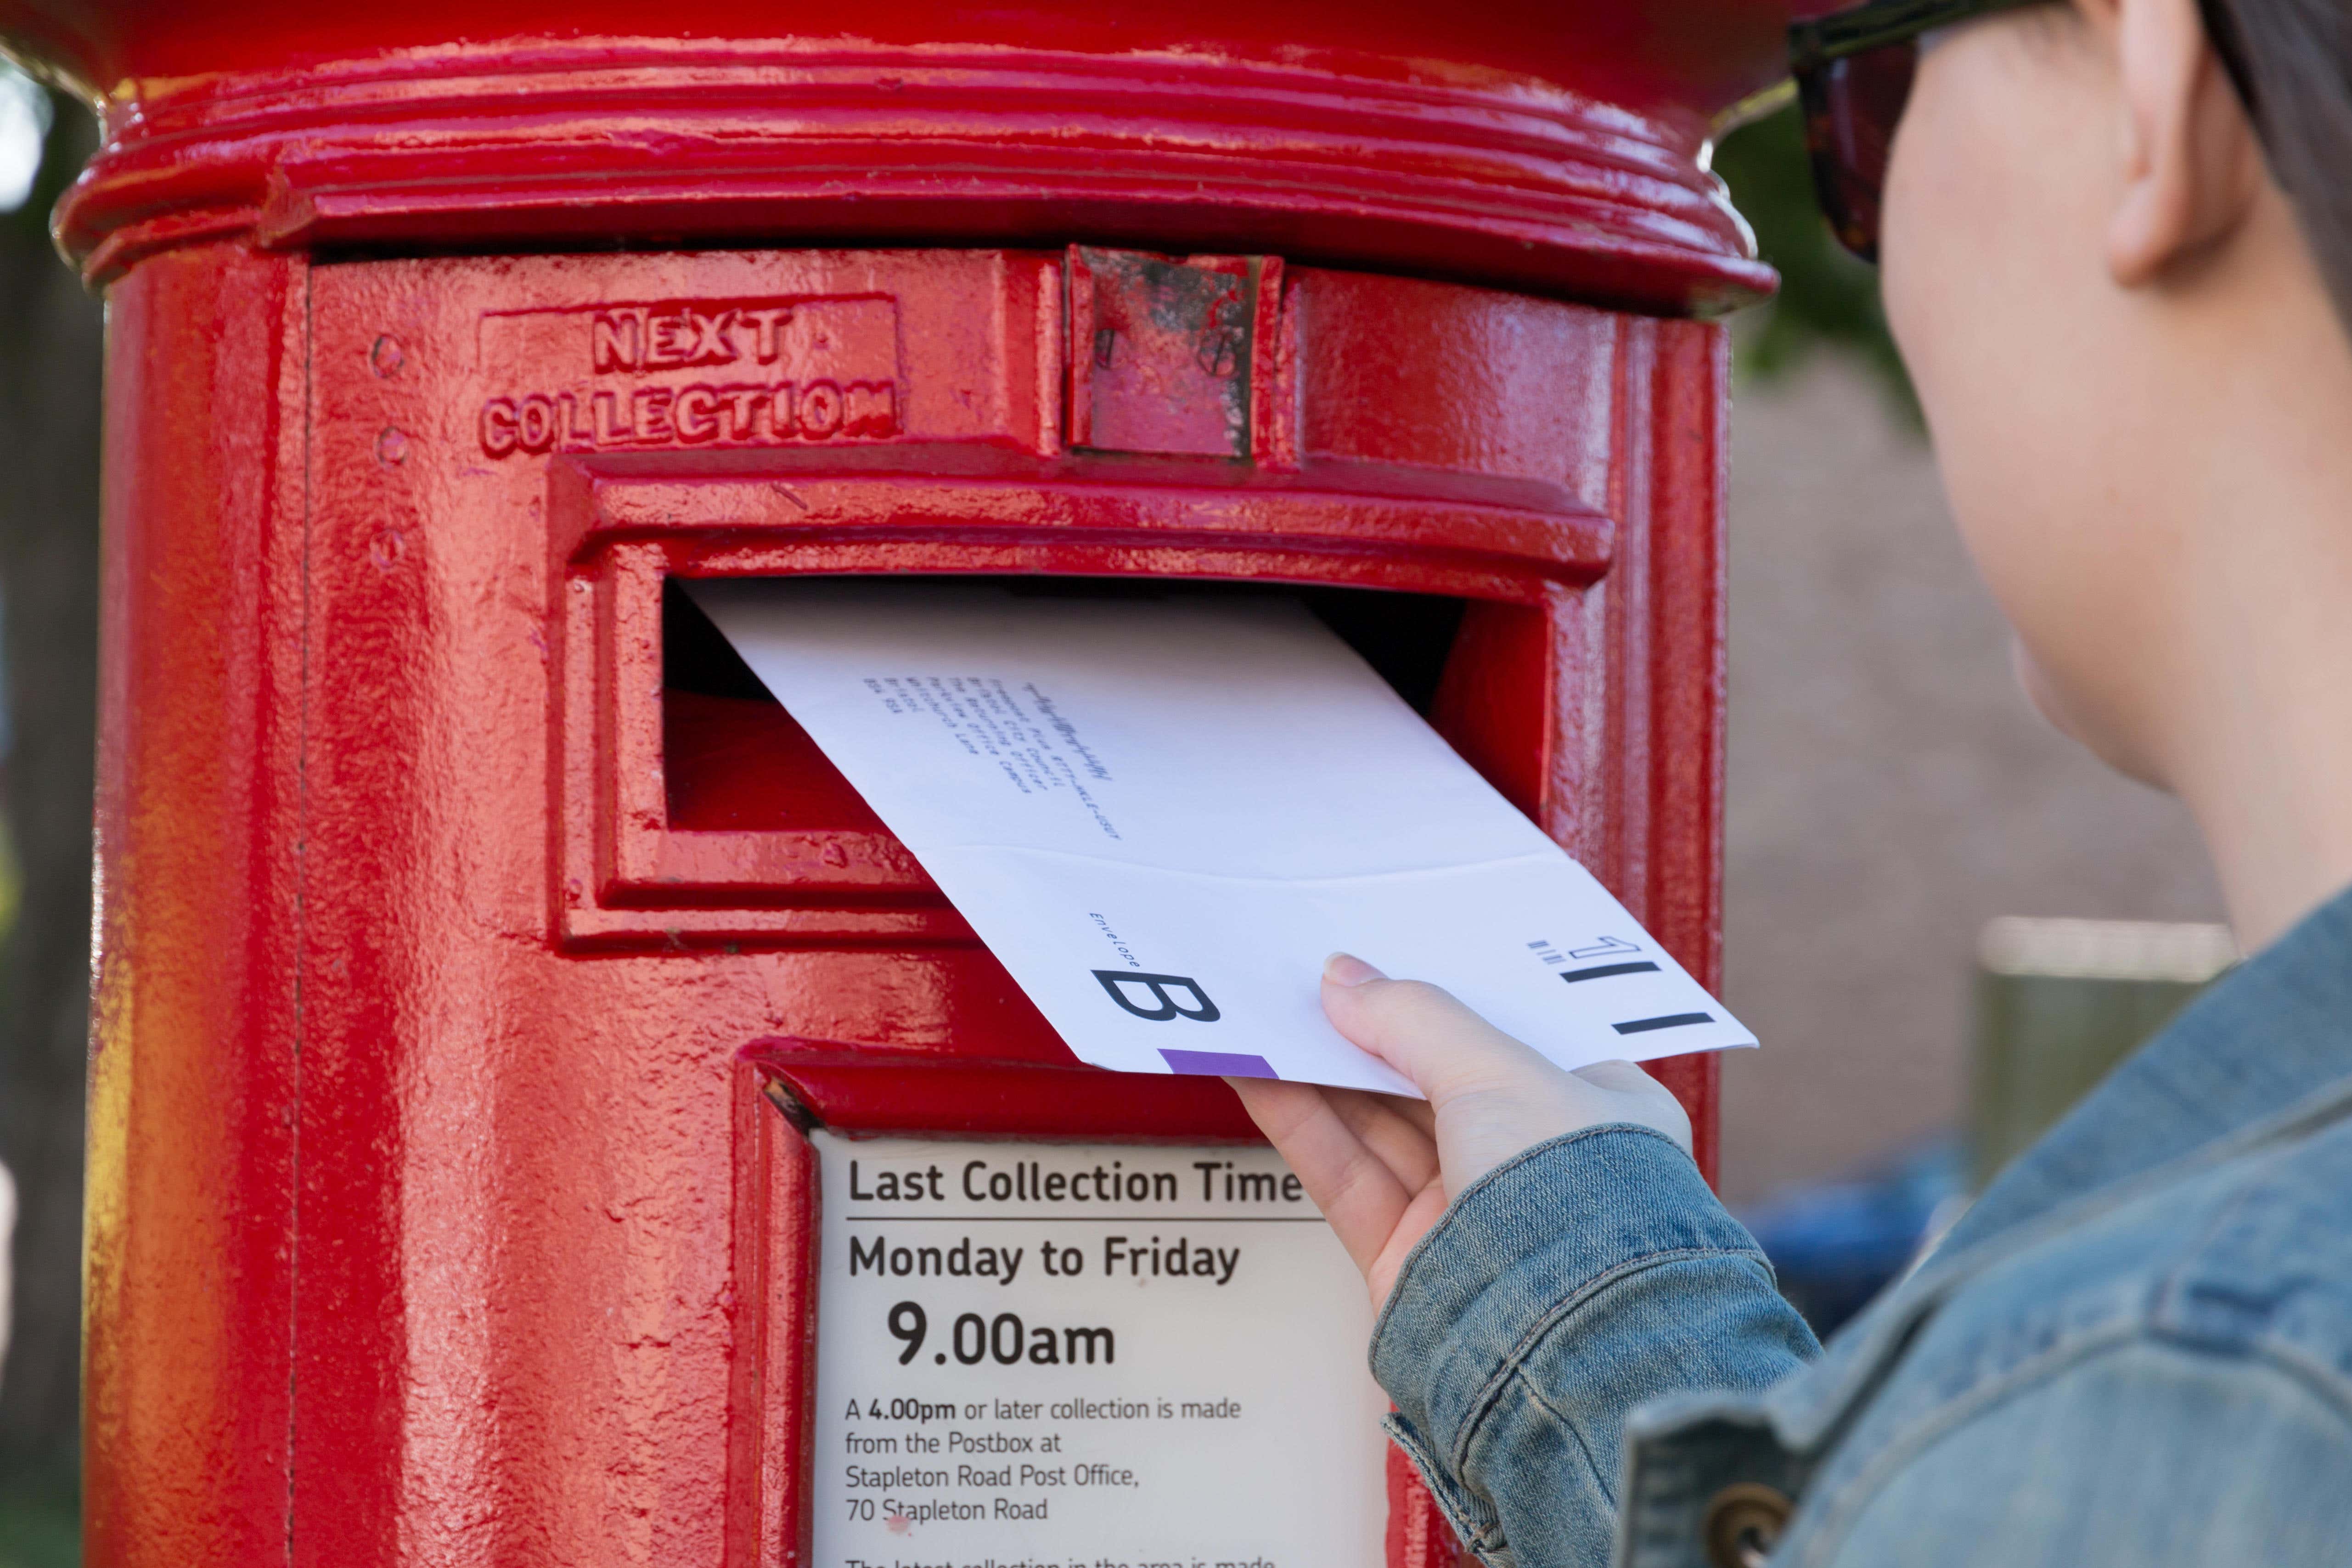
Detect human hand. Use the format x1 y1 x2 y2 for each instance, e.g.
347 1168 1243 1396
1228 952 1693 1309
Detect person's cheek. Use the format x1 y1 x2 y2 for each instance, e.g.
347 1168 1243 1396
1881 33 2074 635
1879 23 2177 787
1881 38 2040 617
1881 45 2057 674
1880 37 1986 460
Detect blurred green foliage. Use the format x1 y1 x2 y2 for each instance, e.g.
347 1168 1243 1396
0 1477 79 1568
1712 99 1920 426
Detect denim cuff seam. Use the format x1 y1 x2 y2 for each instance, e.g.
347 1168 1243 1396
1384 1414 1510 1566
1369 1123 1693 1354
1444 1242 1772 1483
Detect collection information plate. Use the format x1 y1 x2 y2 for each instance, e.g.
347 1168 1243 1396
811 1133 1386 1568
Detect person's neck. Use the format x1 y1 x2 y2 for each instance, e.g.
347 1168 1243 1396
2161 289 2352 954
2179 669 2352 955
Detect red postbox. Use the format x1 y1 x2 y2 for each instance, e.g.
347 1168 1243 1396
0 5 1789 1565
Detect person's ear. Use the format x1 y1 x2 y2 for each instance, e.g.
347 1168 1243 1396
2088 0 2266 285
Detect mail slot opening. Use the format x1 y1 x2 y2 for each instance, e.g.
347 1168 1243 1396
661 578 1475 832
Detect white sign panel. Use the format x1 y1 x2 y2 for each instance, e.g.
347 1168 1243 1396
693 582 1756 1097
811 1133 1387 1568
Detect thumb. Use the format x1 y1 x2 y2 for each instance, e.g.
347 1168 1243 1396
1320 953 1561 1106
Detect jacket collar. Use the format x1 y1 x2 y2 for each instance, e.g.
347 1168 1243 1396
1941 879 2352 1255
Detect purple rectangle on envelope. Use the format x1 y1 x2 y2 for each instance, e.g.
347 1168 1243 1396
1160 1049 1278 1079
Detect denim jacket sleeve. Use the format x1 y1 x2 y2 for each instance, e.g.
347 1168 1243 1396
1812 1336 2352 1568
1369 1126 1820 1568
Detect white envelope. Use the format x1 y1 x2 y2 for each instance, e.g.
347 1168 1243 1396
692 581 1755 1096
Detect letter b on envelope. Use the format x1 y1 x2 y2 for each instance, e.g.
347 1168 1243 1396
1092 970 1221 1023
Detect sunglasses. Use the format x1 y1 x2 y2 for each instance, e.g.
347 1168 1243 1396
1787 0 2260 263
1787 0 2046 263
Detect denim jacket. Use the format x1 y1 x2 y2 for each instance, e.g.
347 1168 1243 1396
1372 885 2352 1568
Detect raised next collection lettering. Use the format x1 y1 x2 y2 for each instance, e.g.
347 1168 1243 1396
477 295 902 457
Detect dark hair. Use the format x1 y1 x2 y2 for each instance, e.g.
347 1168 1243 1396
2206 0 2352 327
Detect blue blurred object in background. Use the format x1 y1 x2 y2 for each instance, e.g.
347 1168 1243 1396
1738 1136 1969 1337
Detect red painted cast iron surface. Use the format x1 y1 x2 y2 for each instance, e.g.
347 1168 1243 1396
4 2 1795 309
83 240 1734 1568
12 2 1772 1564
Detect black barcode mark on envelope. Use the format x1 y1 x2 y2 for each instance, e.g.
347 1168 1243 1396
1612 1012 1713 1035
1561 961 1661 984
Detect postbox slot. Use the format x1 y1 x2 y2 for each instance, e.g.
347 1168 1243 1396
661 578 887 834
564 554 1548 949
658 576 1470 835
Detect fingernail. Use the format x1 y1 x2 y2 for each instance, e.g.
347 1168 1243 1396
1323 952 1387 987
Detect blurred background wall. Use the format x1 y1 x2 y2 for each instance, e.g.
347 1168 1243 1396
0 73 2229 1562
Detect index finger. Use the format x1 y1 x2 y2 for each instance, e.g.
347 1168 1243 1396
1320 966 1564 1108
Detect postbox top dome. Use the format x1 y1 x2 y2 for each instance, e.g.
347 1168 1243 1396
6 0 1801 108
2 0 1816 310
